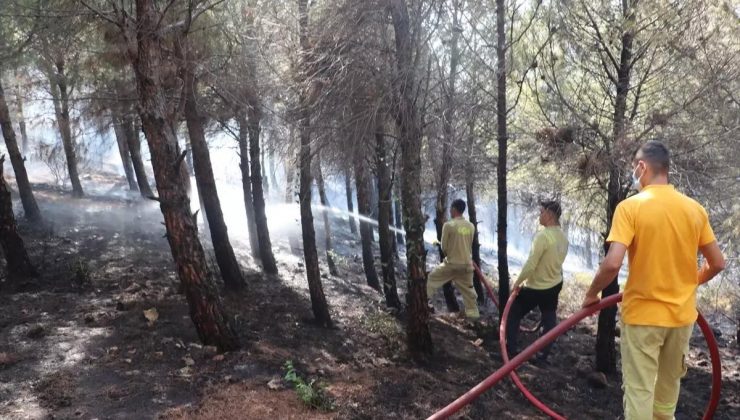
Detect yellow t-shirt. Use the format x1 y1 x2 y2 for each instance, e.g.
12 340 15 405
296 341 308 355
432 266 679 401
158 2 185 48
516 226 569 290
441 217 475 265
607 185 716 327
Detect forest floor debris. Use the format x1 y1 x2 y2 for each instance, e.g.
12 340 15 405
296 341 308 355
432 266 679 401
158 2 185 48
0 183 738 419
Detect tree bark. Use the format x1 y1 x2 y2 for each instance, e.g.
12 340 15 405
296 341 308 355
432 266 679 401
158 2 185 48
298 0 333 328
14 82 29 156
236 114 261 260
180 44 246 291
434 0 462 313
465 127 484 304
247 100 278 274
0 157 36 277
389 0 433 357
0 79 41 221
316 154 338 276
376 126 401 308
596 0 638 375
355 149 381 291
112 114 138 191
126 0 239 351
48 59 84 197
495 0 510 317
393 179 404 245
122 115 154 197
344 166 358 234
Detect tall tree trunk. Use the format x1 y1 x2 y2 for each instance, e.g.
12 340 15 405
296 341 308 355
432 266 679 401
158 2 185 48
127 0 239 351
180 49 246 291
236 113 261 260
389 0 433 357
393 179 404 245
112 114 138 191
48 59 84 197
355 149 381 291
0 80 41 221
298 0 333 327
376 126 401 308
316 154 338 276
465 126 485 304
0 157 36 277
495 0 510 317
246 100 278 274
13 80 29 156
122 115 154 197
596 0 637 375
344 166 357 234
434 2 463 313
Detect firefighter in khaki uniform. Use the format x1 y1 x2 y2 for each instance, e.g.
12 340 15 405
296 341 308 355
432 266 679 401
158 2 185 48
427 199 479 319
582 141 726 420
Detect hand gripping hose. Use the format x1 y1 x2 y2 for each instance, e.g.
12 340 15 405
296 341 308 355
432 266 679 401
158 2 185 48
428 287 722 420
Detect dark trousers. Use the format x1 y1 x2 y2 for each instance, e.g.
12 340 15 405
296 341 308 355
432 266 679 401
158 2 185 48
506 282 562 359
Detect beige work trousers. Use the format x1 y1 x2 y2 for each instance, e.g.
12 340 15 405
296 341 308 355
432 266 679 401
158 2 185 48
621 323 693 420
427 262 479 319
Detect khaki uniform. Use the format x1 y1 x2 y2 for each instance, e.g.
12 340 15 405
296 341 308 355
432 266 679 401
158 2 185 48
427 217 479 319
608 185 716 419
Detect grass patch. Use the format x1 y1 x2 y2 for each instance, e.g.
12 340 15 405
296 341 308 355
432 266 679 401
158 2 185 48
283 360 335 412
361 310 404 353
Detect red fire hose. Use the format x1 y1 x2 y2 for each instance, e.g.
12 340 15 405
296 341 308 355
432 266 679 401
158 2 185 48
428 287 723 419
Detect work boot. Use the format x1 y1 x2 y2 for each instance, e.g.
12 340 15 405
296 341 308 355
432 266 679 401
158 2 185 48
529 353 550 367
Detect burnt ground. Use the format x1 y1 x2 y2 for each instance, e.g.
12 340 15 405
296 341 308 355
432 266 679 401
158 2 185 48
0 177 738 419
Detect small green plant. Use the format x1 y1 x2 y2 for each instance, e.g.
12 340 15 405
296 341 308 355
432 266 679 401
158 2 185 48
283 360 335 411
69 258 91 286
362 311 404 352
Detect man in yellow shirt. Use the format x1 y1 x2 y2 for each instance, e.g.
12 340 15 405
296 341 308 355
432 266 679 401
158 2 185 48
582 141 726 420
506 200 569 363
427 199 479 319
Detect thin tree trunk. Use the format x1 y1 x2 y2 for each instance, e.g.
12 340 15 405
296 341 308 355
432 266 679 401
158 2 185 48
465 127 484 304
434 0 463 313
355 150 381 291
596 0 638 375
112 114 138 191
389 0 433 357
247 99 279 274
495 0 510 317
393 179 404 245
298 0 333 327
48 59 84 197
376 126 401 308
0 156 36 277
122 115 154 197
261 139 269 195
127 0 239 351
236 114 261 260
180 43 246 291
316 154 338 276
344 166 357 234
268 143 278 198
0 79 41 221
14 80 29 156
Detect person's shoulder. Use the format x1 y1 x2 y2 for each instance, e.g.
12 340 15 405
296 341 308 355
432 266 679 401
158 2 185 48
670 188 708 213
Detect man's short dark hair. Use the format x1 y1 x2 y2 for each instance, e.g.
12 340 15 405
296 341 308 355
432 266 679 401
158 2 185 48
540 200 562 219
636 140 670 174
451 199 466 214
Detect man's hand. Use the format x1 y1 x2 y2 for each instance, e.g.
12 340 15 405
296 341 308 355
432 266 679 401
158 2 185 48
581 293 600 308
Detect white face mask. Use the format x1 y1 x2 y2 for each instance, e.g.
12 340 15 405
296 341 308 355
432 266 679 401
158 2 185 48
631 164 644 191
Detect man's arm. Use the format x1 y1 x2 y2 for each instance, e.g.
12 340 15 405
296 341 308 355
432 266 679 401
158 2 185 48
440 222 450 255
581 242 627 307
698 241 726 285
514 233 546 289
